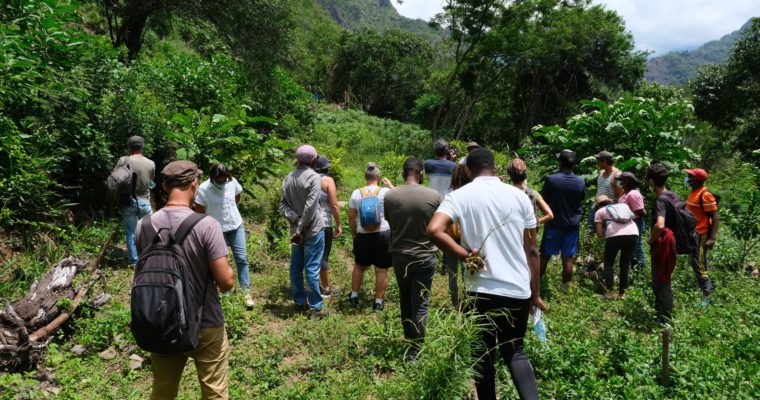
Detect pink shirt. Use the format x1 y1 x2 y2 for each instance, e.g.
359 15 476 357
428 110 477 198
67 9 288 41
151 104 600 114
618 189 645 214
594 206 640 238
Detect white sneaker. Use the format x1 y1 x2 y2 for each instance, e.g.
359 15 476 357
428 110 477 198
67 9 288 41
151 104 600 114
244 294 255 309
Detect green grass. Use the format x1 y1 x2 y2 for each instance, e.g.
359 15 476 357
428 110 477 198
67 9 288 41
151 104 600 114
1 108 758 399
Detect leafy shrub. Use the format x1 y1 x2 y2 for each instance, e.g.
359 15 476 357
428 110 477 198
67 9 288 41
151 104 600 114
528 93 702 181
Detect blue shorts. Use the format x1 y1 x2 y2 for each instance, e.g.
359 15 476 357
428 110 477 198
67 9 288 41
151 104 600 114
540 227 580 257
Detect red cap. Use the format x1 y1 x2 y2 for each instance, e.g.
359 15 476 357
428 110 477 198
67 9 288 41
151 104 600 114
684 168 708 181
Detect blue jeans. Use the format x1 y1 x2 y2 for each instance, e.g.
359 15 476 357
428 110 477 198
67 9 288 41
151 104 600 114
290 230 325 310
223 224 251 290
122 198 153 264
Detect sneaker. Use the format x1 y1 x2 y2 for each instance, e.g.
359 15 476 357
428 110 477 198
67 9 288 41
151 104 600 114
244 294 255 310
404 347 419 365
347 294 359 307
601 292 618 300
373 301 384 313
308 308 329 320
321 287 332 298
699 296 712 308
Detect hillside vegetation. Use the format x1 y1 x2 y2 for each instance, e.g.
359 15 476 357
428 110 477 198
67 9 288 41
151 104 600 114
1 1 759 399
645 19 752 86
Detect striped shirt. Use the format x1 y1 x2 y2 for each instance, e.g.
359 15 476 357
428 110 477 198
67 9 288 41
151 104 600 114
596 167 620 200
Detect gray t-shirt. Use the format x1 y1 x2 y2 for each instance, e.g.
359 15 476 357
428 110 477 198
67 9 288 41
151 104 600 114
136 208 228 328
116 155 155 200
279 167 325 239
384 184 441 257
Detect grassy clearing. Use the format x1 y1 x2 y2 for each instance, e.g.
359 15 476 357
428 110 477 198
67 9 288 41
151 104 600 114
1 107 757 399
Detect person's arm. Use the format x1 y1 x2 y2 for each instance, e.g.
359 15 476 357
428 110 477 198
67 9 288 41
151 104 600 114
234 179 243 204
279 190 299 224
536 197 554 225
649 216 665 245
427 213 471 259
595 222 604 239
524 228 547 311
613 175 624 199
327 178 342 237
209 256 235 293
381 177 394 189
705 210 719 248
348 207 358 238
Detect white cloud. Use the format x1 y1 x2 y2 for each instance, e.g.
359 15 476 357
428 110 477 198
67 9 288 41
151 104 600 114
393 0 445 21
392 0 760 55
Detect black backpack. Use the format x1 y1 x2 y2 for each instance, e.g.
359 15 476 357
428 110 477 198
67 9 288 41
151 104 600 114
106 157 137 207
130 213 209 354
659 193 699 255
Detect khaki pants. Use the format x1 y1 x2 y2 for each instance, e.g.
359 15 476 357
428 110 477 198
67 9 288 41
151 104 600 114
150 326 230 400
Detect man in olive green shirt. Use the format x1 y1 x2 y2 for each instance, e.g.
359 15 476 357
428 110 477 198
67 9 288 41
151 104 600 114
384 157 441 363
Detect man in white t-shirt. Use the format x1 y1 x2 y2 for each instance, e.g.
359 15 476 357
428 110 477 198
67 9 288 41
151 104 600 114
347 162 394 312
427 148 545 400
194 163 254 309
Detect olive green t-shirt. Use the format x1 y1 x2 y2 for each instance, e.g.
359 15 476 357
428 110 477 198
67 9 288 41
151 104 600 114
384 184 441 257
116 155 155 200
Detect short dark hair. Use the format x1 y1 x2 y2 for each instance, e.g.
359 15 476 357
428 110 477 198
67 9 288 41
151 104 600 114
645 163 669 187
466 148 495 175
210 163 230 180
433 139 449 157
402 157 424 176
508 170 528 184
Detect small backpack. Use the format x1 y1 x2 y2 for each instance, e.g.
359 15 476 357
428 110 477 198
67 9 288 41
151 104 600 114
106 157 136 207
605 204 635 223
130 213 209 354
358 187 382 232
659 194 699 255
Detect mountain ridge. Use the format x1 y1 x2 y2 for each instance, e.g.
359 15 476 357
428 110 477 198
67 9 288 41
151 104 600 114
645 19 753 86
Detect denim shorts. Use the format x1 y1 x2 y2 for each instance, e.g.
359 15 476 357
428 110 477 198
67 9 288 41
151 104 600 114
540 227 580 257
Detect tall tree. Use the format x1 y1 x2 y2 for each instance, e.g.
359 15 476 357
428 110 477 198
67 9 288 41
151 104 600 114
428 0 645 148
329 29 434 120
102 0 293 83
692 17 760 164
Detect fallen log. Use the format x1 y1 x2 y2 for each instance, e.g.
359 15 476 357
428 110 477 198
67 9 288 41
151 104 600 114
0 231 116 372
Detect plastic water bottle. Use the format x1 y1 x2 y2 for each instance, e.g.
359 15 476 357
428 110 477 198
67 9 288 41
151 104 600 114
532 306 547 344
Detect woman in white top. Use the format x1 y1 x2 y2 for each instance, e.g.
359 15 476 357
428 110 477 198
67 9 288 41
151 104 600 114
314 156 342 295
194 164 254 309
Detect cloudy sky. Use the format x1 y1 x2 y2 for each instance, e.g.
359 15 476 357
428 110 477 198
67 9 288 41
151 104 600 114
393 0 760 55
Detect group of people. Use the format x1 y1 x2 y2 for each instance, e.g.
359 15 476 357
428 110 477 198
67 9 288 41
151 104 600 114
116 134 720 399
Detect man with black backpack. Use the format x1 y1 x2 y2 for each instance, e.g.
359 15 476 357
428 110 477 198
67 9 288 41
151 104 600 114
645 163 696 323
348 162 394 312
684 168 717 299
111 135 155 266
133 160 234 399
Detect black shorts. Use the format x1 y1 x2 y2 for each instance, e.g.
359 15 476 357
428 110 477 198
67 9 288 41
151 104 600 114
353 230 392 268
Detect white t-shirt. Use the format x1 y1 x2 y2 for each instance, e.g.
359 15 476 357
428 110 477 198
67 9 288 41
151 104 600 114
195 178 244 232
349 185 391 234
436 176 537 299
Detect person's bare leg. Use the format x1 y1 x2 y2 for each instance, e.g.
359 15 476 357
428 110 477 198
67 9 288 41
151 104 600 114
320 269 329 291
540 254 551 277
351 264 365 293
561 256 574 284
374 267 388 300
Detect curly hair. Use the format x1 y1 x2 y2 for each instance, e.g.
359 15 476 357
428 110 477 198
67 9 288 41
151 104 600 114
450 164 472 190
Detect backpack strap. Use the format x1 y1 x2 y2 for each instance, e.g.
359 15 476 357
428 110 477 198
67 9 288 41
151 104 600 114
359 187 368 198
698 188 710 210
371 186 381 196
174 213 207 245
